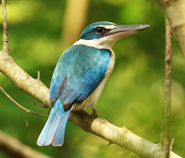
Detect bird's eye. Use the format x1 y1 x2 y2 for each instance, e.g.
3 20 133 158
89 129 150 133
95 27 105 34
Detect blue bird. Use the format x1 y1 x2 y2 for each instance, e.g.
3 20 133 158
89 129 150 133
37 21 149 146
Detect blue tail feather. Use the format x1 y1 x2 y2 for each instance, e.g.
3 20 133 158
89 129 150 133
37 99 71 146
52 108 71 146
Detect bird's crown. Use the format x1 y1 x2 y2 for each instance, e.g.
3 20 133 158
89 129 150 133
79 21 117 40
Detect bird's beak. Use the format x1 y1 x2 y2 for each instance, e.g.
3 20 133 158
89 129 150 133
105 24 150 38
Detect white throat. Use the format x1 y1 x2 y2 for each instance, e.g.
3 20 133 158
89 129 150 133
73 36 119 50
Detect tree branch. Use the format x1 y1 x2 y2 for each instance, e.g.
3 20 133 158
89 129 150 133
70 111 181 158
0 130 51 158
0 50 51 107
2 0 8 54
164 17 172 158
158 0 185 56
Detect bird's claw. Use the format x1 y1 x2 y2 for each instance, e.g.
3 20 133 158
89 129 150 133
90 108 98 118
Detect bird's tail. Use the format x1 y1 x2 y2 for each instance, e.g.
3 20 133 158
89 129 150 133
37 99 71 146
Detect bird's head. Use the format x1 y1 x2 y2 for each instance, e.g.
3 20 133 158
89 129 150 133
75 21 149 49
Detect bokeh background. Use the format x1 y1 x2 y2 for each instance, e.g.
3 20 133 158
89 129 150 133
0 0 185 157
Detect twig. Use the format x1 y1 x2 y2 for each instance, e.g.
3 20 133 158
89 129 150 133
34 102 48 108
2 0 9 53
170 138 175 150
37 71 41 80
164 17 172 158
0 86 48 118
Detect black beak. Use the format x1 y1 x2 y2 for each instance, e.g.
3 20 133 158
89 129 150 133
105 24 150 37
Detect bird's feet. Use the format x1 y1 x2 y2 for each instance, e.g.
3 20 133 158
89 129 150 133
90 108 98 118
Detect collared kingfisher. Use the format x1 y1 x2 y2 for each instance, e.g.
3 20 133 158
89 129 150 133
37 21 149 146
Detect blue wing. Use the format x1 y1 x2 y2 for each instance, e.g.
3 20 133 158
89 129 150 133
50 45 110 109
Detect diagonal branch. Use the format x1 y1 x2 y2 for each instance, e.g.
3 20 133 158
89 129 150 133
0 130 51 158
70 111 181 158
0 50 51 107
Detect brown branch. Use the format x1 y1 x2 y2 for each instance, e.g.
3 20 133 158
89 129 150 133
164 17 172 158
34 102 48 109
0 130 51 158
0 86 48 118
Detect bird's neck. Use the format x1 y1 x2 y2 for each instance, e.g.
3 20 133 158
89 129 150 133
73 36 118 51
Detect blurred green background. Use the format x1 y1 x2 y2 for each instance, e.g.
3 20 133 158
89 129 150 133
0 0 185 157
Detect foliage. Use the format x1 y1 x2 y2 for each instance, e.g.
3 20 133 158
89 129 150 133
0 0 184 157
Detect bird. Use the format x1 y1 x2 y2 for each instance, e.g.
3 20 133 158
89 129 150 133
37 21 149 146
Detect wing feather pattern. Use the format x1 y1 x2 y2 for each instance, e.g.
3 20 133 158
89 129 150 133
50 45 110 109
